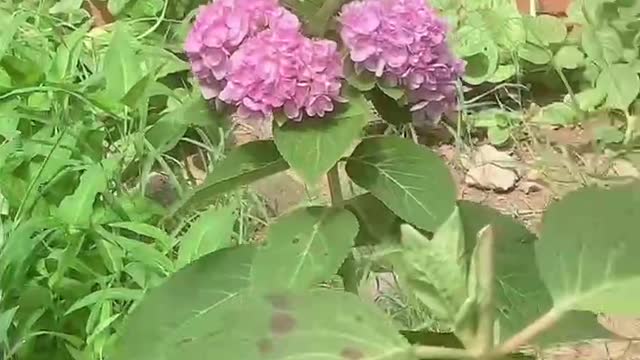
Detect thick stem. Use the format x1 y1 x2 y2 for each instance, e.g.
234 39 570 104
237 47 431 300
413 345 473 359
494 307 565 357
327 164 344 205
475 226 496 356
327 164 359 293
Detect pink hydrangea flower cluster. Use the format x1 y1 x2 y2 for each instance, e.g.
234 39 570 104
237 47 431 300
339 0 465 123
185 0 344 122
184 0 280 99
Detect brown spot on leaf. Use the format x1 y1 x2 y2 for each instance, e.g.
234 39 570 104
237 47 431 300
270 312 296 335
341 347 365 360
257 338 274 355
265 294 291 310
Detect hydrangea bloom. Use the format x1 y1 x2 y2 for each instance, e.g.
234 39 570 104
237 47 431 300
184 0 280 99
219 9 344 121
339 0 465 123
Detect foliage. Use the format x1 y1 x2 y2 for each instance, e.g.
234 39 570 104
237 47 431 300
3 1 640 360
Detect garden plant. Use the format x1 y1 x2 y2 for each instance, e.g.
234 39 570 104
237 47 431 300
1 0 640 360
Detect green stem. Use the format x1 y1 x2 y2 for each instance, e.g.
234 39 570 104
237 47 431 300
475 226 496 357
328 164 359 293
623 111 636 146
413 345 473 360
554 65 585 122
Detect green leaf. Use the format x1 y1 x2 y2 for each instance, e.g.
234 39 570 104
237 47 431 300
459 201 611 345
532 102 578 125
537 184 640 315
395 208 468 321
377 83 405 101
252 206 359 290
273 93 371 183
581 26 624 67
366 87 412 126
0 306 18 346
488 126 510 145
0 12 27 61
96 226 174 274
345 136 456 231
104 23 143 101
554 46 585 69
594 125 625 144
527 15 567 45
122 74 155 108
49 0 84 14
177 205 237 268
344 193 401 246
66 288 144 315
345 61 376 91
574 87 606 111
487 64 516 83
56 163 109 228
518 43 552 65
596 63 640 111
111 246 256 360
108 0 132 15
109 222 173 251
171 140 289 216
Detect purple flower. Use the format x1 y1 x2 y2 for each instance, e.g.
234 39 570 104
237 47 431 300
219 9 344 121
184 0 280 99
339 0 465 123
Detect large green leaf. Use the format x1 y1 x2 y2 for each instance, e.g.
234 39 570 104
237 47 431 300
252 206 359 290
273 94 371 183
394 208 468 321
56 163 109 228
171 140 289 216
104 23 143 101
581 26 623 67
459 201 611 345
111 246 256 360
345 136 456 231
176 205 237 268
537 184 640 315
596 63 640 111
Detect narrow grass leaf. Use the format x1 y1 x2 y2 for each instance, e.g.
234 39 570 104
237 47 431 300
66 288 144 315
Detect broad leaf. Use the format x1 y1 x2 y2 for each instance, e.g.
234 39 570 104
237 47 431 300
177 205 237 268
104 23 142 101
518 43 552 65
537 184 640 315
56 163 109 228
273 93 371 183
527 15 567 45
172 140 289 216
252 206 359 290
394 208 468 321
596 63 640 111
459 201 611 345
554 46 585 69
111 246 256 360
366 87 412 126
581 26 623 67
346 136 456 231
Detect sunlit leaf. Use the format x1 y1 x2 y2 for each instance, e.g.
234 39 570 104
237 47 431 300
104 23 143 100
273 93 372 183
56 163 110 228
66 288 143 315
252 206 359 290
177 205 237 268
537 184 640 315
346 136 456 231
596 63 640 111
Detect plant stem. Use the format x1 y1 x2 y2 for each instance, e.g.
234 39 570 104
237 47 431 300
554 65 585 122
327 164 344 205
327 164 359 294
494 307 565 357
413 345 473 359
476 225 496 356
623 111 637 146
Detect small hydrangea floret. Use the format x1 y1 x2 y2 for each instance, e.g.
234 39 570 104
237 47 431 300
339 0 465 123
